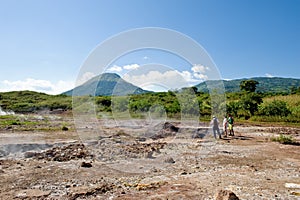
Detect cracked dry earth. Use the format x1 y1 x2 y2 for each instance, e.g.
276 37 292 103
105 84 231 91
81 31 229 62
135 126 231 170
0 118 300 199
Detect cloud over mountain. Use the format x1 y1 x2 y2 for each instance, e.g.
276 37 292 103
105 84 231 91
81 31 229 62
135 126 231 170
0 78 74 95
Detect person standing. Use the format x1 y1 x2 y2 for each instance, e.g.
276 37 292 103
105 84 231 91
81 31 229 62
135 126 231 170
223 115 228 137
228 114 234 136
210 116 221 139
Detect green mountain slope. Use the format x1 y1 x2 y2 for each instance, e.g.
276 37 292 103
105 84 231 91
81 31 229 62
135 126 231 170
0 90 71 112
195 77 300 93
63 73 151 96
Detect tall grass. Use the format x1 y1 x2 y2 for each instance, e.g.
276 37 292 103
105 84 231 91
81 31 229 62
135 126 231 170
263 94 300 107
257 94 300 124
250 115 300 124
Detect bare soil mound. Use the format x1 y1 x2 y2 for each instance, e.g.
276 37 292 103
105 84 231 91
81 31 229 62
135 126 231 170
24 143 93 162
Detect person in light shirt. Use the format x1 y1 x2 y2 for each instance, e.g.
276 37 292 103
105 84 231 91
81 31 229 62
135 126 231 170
210 116 221 139
223 115 228 137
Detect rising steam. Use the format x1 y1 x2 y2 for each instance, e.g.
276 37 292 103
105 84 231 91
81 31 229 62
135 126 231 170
0 106 15 116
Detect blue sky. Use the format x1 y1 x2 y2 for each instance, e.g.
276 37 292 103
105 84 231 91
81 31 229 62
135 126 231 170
0 0 299 94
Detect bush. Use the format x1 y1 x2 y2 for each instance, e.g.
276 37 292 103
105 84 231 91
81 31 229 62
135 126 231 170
272 134 295 144
226 101 240 117
258 100 291 116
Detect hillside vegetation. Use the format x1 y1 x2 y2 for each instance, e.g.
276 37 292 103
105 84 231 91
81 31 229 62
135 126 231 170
196 77 300 93
65 73 300 96
0 91 71 113
1 80 300 125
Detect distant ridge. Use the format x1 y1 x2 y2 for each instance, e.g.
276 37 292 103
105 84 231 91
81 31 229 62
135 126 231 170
195 77 300 93
63 73 151 96
63 74 300 96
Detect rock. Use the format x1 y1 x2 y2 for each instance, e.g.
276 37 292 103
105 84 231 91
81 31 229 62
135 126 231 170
0 149 8 157
151 167 158 173
150 122 179 139
136 182 166 191
122 142 166 159
81 162 92 168
164 157 175 163
163 122 179 132
15 189 51 199
136 137 146 142
285 183 300 189
24 151 37 158
180 171 187 175
215 190 239 200
290 191 300 196
69 184 114 199
145 151 154 158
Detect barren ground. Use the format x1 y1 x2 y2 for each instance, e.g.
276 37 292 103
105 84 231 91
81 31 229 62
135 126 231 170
0 114 300 200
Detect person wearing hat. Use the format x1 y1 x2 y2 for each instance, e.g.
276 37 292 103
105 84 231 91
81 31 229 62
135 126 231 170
210 115 221 139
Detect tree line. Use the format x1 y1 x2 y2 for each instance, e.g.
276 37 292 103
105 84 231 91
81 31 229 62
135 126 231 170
1 80 299 123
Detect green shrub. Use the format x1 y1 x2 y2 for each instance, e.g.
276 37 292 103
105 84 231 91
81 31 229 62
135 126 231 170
258 100 291 116
11 121 21 125
272 134 295 144
226 101 240 117
0 119 22 126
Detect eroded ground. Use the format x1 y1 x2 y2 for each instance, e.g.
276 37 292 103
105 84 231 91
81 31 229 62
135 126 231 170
0 114 300 199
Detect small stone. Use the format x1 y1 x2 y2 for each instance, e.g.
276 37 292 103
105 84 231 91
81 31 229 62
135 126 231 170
164 157 175 163
151 167 158 173
24 152 37 158
291 191 300 196
285 183 300 189
215 189 239 200
81 162 92 168
15 189 51 198
180 171 187 175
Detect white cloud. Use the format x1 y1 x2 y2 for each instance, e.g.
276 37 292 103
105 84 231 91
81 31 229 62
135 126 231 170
265 73 274 78
123 64 140 70
108 64 140 72
108 65 123 72
143 56 149 60
123 70 193 91
191 64 209 73
0 78 74 95
191 64 209 81
194 73 208 80
176 70 199 83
